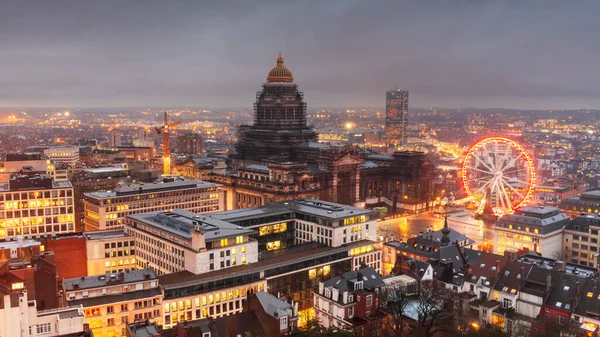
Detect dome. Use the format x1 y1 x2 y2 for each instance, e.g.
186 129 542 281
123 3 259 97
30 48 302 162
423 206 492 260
267 53 294 82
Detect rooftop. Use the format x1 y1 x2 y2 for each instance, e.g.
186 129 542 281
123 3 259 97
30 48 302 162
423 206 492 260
64 269 157 291
127 209 255 242
254 291 292 319
83 229 128 241
210 198 374 222
85 167 129 175
85 178 219 199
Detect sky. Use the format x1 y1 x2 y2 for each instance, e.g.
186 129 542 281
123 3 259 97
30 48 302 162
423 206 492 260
1 0 599 110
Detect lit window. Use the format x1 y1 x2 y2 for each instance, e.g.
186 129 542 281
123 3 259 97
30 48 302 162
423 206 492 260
11 282 24 290
220 238 228 247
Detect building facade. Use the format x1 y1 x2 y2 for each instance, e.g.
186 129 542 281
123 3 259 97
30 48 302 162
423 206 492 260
313 267 385 335
0 175 75 240
63 269 162 337
84 230 136 275
562 214 600 268
83 178 222 231
385 88 409 147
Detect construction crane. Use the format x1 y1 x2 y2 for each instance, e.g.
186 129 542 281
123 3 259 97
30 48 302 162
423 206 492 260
155 112 181 175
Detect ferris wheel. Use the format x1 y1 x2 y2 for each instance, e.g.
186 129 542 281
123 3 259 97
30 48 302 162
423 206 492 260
461 137 535 214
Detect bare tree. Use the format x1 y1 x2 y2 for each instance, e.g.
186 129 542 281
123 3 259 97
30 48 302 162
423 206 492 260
379 283 414 337
379 280 460 337
411 280 459 337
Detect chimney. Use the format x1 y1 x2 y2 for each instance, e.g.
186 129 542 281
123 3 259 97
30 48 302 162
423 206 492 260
520 267 525 281
495 260 500 275
555 261 567 272
576 281 580 298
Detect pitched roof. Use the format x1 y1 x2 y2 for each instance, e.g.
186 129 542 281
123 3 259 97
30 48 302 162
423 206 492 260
254 291 292 319
322 267 384 304
544 273 586 313
573 279 600 318
493 261 532 294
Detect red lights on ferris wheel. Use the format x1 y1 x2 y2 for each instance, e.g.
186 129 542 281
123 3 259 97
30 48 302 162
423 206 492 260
461 137 535 214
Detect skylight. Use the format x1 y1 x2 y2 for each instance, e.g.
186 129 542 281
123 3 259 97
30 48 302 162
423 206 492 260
587 292 593 297
335 280 341 285
511 289 517 294
563 286 570 292
480 264 486 268
565 304 571 310
504 271 510 276
370 275 376 279
363 276 368 281
556 302 563 308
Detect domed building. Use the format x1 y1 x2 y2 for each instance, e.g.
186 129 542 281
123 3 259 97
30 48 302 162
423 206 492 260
234 54 318 163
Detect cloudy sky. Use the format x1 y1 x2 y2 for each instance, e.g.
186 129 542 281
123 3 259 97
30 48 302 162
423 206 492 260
1 0 599 109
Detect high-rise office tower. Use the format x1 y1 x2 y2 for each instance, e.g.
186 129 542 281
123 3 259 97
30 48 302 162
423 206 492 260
385 88 409 146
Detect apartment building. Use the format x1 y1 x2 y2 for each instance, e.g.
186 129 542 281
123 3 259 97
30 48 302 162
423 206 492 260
63 269 162 337
126 209 257 276
0 174 75 240
83 177 223 231
0 289 89 337
494 206 568 257
563 214 600 268
84 229 136 275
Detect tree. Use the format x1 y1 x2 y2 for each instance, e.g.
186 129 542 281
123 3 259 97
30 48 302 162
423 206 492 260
379 283 415 337
411 280 460 337
379 280 461 337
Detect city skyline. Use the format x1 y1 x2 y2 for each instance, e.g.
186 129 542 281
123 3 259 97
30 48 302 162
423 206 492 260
1 0 599 110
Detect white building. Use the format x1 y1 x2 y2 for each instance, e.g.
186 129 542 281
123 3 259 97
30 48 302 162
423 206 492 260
494 206 568 258
0 289 87 337
43 146 79 166
126 209 258 276
210 199 381 272
83 178 223 231
0 175 75 240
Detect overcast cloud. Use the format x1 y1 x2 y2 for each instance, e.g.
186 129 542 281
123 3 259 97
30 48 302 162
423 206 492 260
0 0 599 109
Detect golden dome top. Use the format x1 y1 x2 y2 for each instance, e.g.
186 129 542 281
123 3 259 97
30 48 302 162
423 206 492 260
267 53 293 83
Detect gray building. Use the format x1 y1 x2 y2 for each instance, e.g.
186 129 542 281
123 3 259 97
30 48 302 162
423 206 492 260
494 206 568 258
